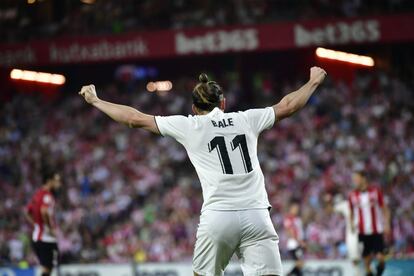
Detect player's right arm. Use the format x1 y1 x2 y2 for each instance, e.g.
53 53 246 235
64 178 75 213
377 188 391 235
79 85 160 134
273 66 327 121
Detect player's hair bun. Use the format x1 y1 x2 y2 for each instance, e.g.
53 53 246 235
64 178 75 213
198 73 209 83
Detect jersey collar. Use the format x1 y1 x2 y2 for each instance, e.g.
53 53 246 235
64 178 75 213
206 107 223 117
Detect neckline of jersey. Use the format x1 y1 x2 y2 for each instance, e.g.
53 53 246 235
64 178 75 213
206 107 223 117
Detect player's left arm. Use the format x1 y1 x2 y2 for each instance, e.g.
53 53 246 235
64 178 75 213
378 189 391 234
79 85 160 134
273 67 327 121
383 205 391 235
348 195 356 233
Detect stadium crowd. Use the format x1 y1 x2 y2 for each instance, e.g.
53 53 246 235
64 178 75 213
1 0 413 42
0 68 413 266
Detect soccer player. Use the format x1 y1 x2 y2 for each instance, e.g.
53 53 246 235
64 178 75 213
25 166 61 276
349 168 390 276
284 201 305 276
79 66 327 276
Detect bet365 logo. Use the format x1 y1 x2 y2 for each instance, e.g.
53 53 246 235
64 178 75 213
295 20 380 47
175 29 259 55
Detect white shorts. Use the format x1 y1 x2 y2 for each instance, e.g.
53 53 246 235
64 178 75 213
193 209 282 276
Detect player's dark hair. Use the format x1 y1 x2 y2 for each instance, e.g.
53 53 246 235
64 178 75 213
41 164 59 183
352 162 367 176
353 167 367 178
290 198 300 206
355 170 367 178
192 73 224 111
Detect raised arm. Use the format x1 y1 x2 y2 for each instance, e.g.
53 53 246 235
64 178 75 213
273 66 327 121
79 85 160 134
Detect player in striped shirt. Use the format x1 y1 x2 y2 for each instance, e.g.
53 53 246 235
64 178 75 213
284 201 305 276
25 166 61 276
348 169 390 276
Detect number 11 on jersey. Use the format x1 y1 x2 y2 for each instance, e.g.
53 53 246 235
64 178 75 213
208 134 253 174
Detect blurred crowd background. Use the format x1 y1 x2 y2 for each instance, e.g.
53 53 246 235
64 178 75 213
1 67 413 265
0 0 413 42
1 0 414 270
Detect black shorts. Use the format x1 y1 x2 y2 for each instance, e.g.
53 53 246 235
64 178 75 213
32 241 59 269
358 234 385 257
289 247 304 260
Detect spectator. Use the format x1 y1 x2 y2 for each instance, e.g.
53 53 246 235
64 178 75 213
0 0 413 43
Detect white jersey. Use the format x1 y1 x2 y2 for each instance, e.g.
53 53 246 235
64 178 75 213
334 199 360 260
155 107 275 211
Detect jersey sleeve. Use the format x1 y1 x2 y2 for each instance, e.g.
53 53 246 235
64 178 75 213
154 115 190 144
41 194 54 210
243 107 276 135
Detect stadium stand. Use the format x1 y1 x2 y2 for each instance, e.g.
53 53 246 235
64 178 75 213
0 0 413 42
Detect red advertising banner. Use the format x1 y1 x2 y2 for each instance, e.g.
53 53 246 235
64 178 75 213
0 13 413 66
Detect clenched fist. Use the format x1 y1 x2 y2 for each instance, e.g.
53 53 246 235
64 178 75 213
310 66 327 85
79 84 99 105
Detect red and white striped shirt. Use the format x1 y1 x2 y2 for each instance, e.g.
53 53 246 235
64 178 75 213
284 214 304 250
26 188 57 242
348 186 385 235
